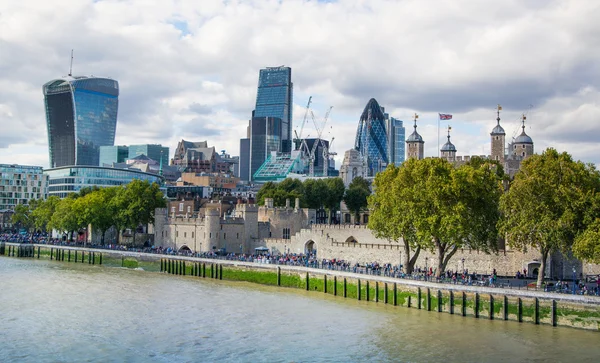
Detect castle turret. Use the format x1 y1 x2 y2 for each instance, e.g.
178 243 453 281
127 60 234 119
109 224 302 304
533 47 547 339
205 208 221 252
512 114 534 159
406 113 424 160
440 126 457 161
490 104 506 164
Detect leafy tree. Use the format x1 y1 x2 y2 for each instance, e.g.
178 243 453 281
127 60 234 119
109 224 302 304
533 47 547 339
323 178 345 223
343 176 371 223
499 148 600 287
80 187 118 245
12 202 36 232
573 218 600 264
30 196 60 231
256 182 277 206
368 163 421 274
49 197 85 240
303 179 326 209
256 178 304 207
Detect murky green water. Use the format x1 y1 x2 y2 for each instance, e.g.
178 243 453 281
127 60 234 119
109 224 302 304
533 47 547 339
0 257 597 362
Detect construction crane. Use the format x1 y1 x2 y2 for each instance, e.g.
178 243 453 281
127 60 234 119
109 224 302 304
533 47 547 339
308 106 333 177
322 136 336 177
293 96 312 151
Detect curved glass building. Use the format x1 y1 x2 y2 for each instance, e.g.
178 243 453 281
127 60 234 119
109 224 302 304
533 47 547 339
43 76 119 168
354 98 389 176
44 166 163 198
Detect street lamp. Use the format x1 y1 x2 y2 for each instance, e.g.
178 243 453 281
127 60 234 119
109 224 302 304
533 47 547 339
425 257 429 280
572 267 577 295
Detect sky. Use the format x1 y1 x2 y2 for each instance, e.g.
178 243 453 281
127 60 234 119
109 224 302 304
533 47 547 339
1 0 599 169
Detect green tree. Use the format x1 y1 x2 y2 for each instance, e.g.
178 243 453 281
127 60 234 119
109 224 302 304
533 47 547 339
12 202 37 232
30 196 60 231
323 178 345 223
80 187 118 245
499 149 600 287
256 182 277 206
368 163 421 273
343 176 370 223
303 179 326 209
573 219 600 264
49 197 85 240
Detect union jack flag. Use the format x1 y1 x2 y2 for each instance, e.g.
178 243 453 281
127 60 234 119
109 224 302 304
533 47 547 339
439 113 453 120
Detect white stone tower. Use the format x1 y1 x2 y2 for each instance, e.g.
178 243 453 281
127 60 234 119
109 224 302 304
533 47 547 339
405 113 424 160
440 126 457 161
490 104 506 164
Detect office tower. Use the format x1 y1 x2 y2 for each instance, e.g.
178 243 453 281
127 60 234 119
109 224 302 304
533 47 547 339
43 76 119 167
354 98 389 177
250 116 282 180
387 117 406 166
253 66 293 152
99 145 129 166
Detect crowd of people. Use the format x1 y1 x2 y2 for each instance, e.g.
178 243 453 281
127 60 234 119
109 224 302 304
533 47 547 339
3 232 600 295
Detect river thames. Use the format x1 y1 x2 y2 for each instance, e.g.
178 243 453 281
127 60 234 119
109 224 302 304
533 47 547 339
0 257 597 362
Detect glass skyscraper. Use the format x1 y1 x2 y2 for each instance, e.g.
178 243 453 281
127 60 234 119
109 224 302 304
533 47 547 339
387 117 406 166
253 66 293 152
354 98 389 176
43 76 119 168
250 116 282 180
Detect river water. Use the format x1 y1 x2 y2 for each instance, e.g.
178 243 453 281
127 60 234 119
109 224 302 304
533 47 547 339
0 257 598 363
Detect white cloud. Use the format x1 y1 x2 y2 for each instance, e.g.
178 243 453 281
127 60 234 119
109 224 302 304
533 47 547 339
0 0 599 167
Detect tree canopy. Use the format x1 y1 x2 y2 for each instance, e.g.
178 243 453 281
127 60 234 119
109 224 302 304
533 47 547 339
499 148 600 287
343 176 371 222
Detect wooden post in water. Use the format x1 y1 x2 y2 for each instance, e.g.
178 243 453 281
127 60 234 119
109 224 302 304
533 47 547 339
449 291 454 314
393 283 397 306
418 287 422 309
375 282 379 303
551 300 557 327
219 265 223 280
68 250 71 262
408 295 411 308
489 295 494 320
50 248 53 260
503 295 508 321
81 251 85 263
334 276 337 296
343 278 347 298
517 298 523 323
92 252 95 265
534 298 540 325
384 283 388 304
99 253 102 265
277 267 281 286
462 292 467 316
183 261 186 276
437 290 442 312
306 272 309 291
324 275 327 294
366 281 369 301
427 288 431 311
357 280 361 300
37 246 40 259
475 293 480 318
160 259 163 272
202 263 206 278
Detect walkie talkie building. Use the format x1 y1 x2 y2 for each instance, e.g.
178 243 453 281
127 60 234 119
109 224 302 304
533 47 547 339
43 76 119 167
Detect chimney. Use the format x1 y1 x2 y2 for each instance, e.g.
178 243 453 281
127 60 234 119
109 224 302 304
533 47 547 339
285 198 290 209
294 197 300 210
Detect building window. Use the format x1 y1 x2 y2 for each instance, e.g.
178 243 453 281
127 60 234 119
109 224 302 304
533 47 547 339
237 233 239 239
192 232 194 238
495 136 499 140
363 214 369 224
345 214 351 223
210 233 212 238
522 152 525 157
176 231 179 237
283 228 290 239
171 207 175 214
224 233 226 239
187 206 191 213
179 203 184 212
522 145 525 149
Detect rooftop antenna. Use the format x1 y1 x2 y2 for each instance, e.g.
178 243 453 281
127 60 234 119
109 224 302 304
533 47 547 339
68 49 74 77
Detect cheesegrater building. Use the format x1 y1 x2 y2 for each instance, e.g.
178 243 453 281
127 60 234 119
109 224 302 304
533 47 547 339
43 76 119 168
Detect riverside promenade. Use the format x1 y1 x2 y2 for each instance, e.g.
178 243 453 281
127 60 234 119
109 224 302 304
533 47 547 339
3 242 600 308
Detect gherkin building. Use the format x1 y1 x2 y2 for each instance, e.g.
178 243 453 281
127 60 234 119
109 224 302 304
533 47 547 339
354 98 388 176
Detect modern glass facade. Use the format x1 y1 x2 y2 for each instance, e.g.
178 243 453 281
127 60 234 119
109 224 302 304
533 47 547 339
44 76 119 168
99 145 129 166
387 118 406 166
254 67 293 152
0 164 48 210
44 166 163 198
250 117 282 181
354 98 389 176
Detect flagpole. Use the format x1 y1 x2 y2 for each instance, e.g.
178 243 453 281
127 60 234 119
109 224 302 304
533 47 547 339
437 114 440 157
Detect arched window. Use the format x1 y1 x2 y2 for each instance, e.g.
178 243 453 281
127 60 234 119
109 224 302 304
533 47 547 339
352 167 357 179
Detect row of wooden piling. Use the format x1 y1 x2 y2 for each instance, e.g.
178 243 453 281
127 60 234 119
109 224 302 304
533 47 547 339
292 270 558 327
0 243 102 265
160 258 223 280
